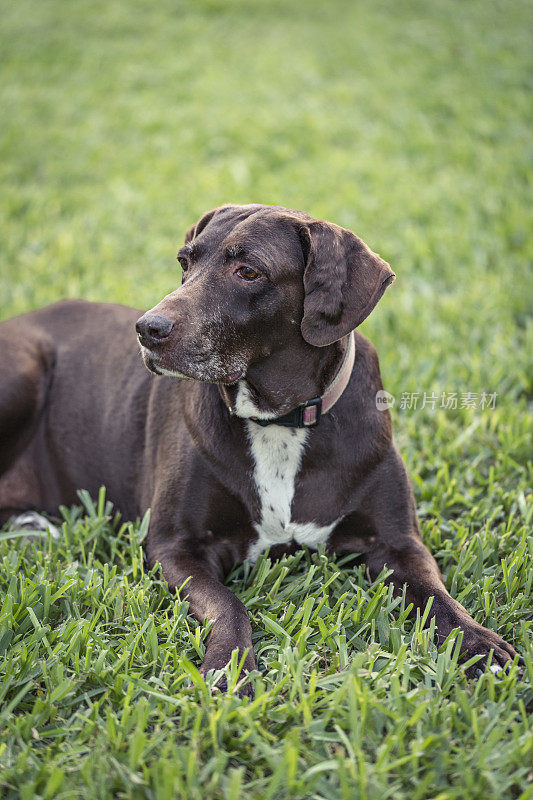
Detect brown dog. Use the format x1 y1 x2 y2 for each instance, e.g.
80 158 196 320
0 204 519 693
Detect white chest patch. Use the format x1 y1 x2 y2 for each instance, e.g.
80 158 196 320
244 420 341 562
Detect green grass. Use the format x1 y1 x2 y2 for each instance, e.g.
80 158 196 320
0 0 532 797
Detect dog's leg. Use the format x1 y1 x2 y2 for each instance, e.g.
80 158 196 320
0 323 55 478
365 537 519 674
146 544 256 696
334 450 520 675
0 325 55 522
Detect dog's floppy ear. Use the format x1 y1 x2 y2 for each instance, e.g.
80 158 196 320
299 220 395 347
184 208 219 243
184 203 247 243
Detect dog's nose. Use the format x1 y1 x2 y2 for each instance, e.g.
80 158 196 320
136 313 174 345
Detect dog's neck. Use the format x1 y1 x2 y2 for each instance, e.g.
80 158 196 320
218 336 350 421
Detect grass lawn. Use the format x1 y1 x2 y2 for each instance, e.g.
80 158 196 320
1 0 532 797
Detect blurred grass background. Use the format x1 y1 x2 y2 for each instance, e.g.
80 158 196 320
0 0 532 798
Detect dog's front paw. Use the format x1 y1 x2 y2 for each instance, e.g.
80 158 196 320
199 644 256 698
458 621 521 677
203 672 255 699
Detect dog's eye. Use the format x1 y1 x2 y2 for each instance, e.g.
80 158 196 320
236 266 261 281
177 256 189 272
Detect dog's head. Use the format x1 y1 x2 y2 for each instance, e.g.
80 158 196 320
136 204 394 399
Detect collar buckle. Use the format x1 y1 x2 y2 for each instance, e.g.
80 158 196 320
252 396 322 428
299 396 322 427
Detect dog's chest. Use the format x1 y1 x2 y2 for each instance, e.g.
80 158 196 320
245 421 340 562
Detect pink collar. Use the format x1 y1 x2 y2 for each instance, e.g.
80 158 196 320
252 332 355 428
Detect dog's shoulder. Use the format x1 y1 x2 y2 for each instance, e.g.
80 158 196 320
336 330 393 447
352 330 386 392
